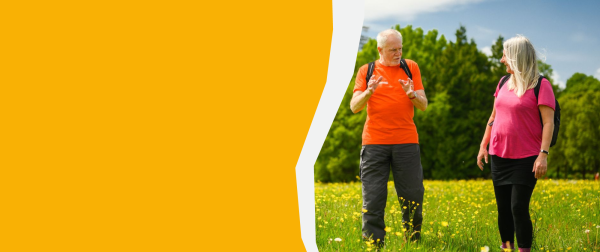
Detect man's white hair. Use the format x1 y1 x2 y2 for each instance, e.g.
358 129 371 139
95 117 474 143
376 29 403 48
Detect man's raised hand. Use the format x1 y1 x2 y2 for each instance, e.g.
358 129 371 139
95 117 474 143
367 76 383 94
399 78 414 97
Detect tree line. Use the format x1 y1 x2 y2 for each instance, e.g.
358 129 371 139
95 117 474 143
315 25 600 182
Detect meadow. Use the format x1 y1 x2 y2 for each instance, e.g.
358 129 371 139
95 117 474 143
315 180 600 251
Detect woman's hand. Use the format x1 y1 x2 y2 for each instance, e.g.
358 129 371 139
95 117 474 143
477 148 489 171
533 155 548 179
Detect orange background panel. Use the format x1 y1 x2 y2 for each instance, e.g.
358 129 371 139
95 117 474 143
2 1 332 251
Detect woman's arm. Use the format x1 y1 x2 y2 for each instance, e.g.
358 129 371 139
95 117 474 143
533 105 555 178
477 98 496 170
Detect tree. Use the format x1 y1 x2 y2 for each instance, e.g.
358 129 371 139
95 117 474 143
549 74 600 178
314 75 366 182
490 35 506 79
413 25 498 179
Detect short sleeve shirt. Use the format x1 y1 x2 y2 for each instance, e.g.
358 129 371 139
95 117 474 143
353 59 423 145
489 77 556 158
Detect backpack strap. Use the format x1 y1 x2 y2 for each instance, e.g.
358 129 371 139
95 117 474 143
534 75 545 126
365 59 412 91
533 75 544 100
498 74 511 90
365 62 375 91
400 58 412 80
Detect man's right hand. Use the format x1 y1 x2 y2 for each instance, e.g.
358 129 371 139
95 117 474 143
366 76 383 94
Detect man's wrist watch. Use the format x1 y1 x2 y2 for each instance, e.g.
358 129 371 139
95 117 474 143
409 92 417 99
540 149 549 155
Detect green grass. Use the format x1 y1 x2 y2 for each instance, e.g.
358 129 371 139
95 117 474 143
315 180 600 251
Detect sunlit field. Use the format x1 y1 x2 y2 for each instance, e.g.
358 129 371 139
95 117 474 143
315 180 600 251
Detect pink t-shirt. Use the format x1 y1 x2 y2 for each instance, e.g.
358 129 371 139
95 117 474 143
489 77 556 159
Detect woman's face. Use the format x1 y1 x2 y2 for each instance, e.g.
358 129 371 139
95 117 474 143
500 50 514 74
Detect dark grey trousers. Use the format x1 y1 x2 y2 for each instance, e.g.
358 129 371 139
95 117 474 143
360 144 425 242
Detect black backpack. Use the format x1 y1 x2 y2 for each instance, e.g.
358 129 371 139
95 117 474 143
497 74 561 147
365 59 412 87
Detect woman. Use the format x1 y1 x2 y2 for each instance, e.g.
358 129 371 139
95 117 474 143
477 35 555 252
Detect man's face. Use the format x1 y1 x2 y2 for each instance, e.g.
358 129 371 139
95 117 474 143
378 35 402 65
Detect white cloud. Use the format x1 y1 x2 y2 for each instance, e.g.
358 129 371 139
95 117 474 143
595 68 600 80
481 46 492 56
364 0 486 22
551 71 565 89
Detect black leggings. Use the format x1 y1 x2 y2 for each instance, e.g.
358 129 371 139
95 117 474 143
493 184 535 248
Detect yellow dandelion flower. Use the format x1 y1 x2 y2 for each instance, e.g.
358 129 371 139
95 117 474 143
362 208 368 213
441 221 449 227
403 206 407 209
385 227 392 232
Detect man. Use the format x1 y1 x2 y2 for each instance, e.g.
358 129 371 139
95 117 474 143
350 29 428 245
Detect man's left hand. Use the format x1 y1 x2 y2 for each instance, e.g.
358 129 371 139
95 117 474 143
399 78 415 98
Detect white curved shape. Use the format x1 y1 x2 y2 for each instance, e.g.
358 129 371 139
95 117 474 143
295 0 365 251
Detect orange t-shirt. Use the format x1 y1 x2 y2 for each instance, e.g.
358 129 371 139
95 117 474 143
353 59 424 145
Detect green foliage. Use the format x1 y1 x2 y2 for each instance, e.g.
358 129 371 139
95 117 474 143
314 76 366 182
562 73 600 95
548 73 600 179
489 35 506 81
538 60 561 95
414 25 498 179
316 24 599 182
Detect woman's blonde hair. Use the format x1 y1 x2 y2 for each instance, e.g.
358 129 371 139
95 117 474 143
503 35 540 97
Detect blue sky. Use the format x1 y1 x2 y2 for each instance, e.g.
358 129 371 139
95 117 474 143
361 0 600 88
